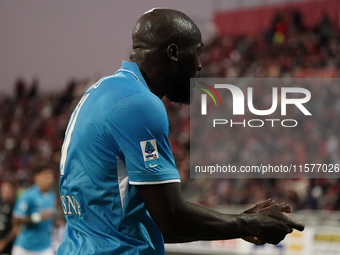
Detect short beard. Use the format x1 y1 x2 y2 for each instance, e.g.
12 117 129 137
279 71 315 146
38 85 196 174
165 79 192 105
165 63 195 105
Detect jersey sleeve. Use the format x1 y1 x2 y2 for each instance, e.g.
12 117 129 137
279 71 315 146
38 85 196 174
13 193 32 218
103 93 180 184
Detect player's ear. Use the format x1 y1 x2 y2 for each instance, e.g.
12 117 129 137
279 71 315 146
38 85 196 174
167 44 179 62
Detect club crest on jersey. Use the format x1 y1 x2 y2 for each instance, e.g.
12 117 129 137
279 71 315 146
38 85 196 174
140 139 160 168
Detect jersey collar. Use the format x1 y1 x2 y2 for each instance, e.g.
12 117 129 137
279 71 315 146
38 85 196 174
116 61 149 90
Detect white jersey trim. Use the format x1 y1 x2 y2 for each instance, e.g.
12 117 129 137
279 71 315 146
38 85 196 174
116 156 128 211
129 179 181 185
117 69 139 80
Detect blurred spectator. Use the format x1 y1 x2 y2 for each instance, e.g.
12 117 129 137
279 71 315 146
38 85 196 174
14 78 26 102
315 13 334 47
290 9 305 33
0 180 17 255
28 76 39 100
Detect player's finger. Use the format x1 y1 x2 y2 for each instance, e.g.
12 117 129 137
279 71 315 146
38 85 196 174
257 198 276 209
255 237 266 245
280 213 305 232
277 202 292 213
276 203 305 231
243 236 257 244
255 239 266 245
260 232 286 245
244 199 276 213
243 236 266 246
286 219 305 232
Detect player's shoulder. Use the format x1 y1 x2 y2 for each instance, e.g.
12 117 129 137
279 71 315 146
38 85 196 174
102 89 168 136
87 72 152 108
102 72 166 115
25 185 40 197
16 187 34 203
128 87 164 107
93 61 167 117
94 66 144 92
110 91 167 122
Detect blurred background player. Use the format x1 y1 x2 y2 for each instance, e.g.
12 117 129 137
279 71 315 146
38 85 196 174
0 181 17 255
11 166 56 255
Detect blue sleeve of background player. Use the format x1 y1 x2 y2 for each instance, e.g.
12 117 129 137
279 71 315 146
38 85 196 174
13 193 33 218
103 93 180 184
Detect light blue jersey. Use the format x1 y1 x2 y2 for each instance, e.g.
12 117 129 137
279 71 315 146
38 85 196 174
13 185 56 251
58 61 180 255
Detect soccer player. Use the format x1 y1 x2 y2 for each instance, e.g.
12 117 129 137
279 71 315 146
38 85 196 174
12 166 56 255
0 181 17 255
57 8 304 255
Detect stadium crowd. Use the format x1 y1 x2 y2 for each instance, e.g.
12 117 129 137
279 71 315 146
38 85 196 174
0 10 339 232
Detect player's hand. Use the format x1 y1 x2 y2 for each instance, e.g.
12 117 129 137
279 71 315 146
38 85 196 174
242 199 276 245
254 202 304 245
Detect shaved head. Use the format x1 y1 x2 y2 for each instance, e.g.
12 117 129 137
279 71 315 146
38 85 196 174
132 8 201 50
130 8 203 104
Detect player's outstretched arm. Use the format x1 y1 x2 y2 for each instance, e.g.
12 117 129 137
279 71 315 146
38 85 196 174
12 210 54 225
135 182 304 244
